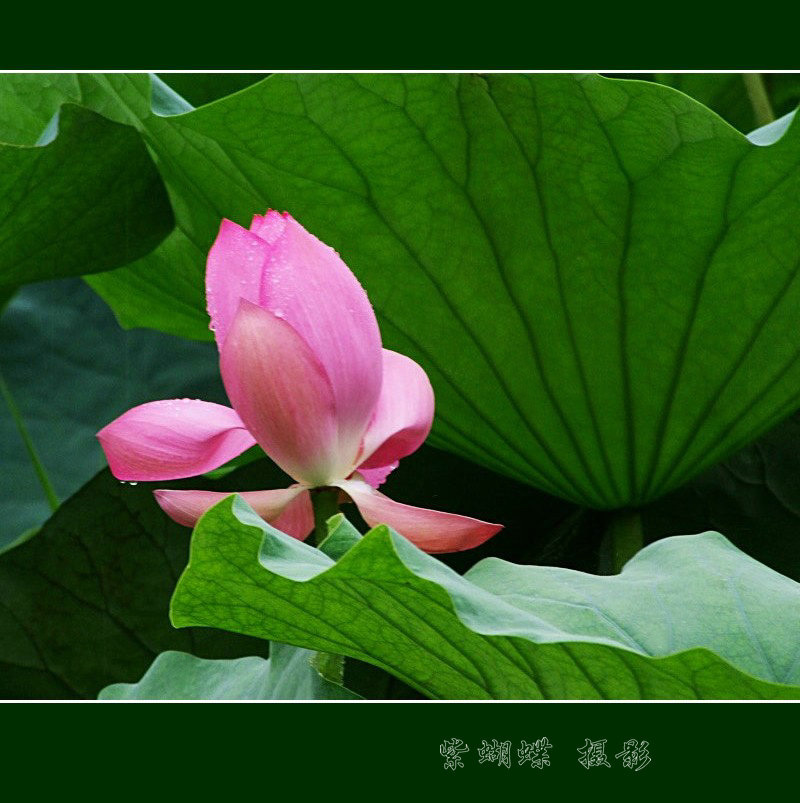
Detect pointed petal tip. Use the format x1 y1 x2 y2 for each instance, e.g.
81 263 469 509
206 219 271 347
408 517 503 554
249 209 289 243
336 478 503 554
153 489 198 528
216 217 242 237
97 399 255 482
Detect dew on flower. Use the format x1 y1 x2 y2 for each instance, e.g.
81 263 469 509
97 209 501 554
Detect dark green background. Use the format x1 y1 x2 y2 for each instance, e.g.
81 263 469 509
0 5 791 68
4 702 794 793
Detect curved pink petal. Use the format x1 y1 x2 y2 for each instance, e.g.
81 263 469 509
269 490 314 541
220 299 345 486
357 461 399 489
257 214 383 460
334 477 502 554
358 349 434 470
97 399 256 482
153 486 311 539
206 219 270 348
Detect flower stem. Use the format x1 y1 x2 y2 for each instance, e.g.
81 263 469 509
308 489 347 688
311 487 340 546
742 73 775 127
601 509 643 574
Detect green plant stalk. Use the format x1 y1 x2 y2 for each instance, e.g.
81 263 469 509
309 486 347 687
606 509 643 574
742 73 775 127
311 487 341 546
0 369 59 512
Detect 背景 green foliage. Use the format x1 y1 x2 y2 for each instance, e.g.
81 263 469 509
73 73 800 511
651 73 800 133
0 469 272 699
0 279 228 550
171 498 800 699
156 73 269 108
0 100 172 289
644 407 800 581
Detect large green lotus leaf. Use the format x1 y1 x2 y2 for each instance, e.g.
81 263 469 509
0 101 172 288
0 74 80 145
99 645 360 700
0 469 275 700
171 497 800 700
79 74 800 509
0 278 229 549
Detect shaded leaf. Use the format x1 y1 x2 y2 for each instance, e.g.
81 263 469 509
88 230 211 341
651 74 759 132
156 74 269 108
652 73 800 133
171 497 800 699
0 103 172 288
0 279 228 549
0 469 275 699
643 408 800 581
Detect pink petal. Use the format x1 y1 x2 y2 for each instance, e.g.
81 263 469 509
249 210 287 243
97 399 256 482
154 486 311 539
334 477 502 554
220 299 344 486
357 461 399 489
269 490 314 541
206 219 270 348
206 213 383 466
358 349 434 470
257 214 383 462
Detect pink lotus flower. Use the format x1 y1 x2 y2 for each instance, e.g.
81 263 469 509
97 211 501 553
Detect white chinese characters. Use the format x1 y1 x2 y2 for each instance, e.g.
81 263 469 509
441 737 650 770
